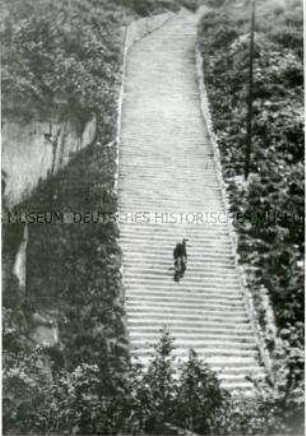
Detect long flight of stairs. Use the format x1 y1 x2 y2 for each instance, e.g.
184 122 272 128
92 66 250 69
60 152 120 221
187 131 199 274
118 10 266 394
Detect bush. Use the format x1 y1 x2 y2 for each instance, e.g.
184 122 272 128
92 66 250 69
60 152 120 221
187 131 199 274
174 350 229 434
135 328 178 433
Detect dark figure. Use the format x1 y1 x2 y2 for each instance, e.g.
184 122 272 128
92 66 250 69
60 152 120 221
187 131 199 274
173 239 188 282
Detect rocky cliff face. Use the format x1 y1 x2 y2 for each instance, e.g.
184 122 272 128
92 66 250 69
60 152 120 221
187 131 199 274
2 115 96 207
3 114 96 348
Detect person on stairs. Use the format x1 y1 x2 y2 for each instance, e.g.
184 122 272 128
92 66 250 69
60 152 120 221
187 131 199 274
173 238 188 282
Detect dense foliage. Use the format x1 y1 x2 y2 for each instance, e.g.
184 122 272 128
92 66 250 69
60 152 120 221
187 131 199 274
1 0 126 125
198 0 304 431
123 0 201 16
4 329 295 435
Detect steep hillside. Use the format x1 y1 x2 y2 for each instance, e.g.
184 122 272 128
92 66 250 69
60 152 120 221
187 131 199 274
198 0 304 431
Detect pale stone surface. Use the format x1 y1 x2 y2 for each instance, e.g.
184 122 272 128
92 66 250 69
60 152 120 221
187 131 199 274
2 116 96 206
118 10 266 394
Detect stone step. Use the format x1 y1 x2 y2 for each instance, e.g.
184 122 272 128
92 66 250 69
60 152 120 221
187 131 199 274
120 241 235 252
125 291 243 302
119 158 217 167
122 250 235 259
119 231 232 239
126 298 245 311
125 285 242 296
119 199 222 206
123 265 238 275
125 279 241 291
123 251 235 260
127 305 247 318
123 256 236 267
121 135 211 141
124 268 240 280
128 332 256 345
118 189 222 198
122 243 232 251
212 366 265 375
121 245 234 255
216 372 263 381
126 285 243 296
131 338 256 350
126 290 243 302
129 334 256 347
118 181 221 191
123 261 237 271
124 265 238 276
120 227 231 236
118 201 223 210
119 224 231 234
120 236 233 246
118 175 219 184
119 221 232 228
127 302 246 316
118 170 220 179
220 382 255 391
122 254 236 266
125 280 241 290
127 324 254 338
118 195 222 204
119 154 215 162
131 346 258 358
118 181 223 195
129 331 255 343
127 317 250 329
128 314 248 325
124 265 238 277
120 234 232 242
132 351 260 365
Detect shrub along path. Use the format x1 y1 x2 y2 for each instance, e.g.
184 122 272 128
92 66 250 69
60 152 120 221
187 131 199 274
118 9 265 394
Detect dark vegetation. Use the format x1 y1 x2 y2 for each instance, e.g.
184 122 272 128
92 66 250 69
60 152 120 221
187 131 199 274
2 329 292 435
198 0 304 431
1 0 126 124
2 0 128 371
123 0 201 16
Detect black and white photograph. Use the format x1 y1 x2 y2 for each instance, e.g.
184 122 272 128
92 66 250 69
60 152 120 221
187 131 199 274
1 0 304 434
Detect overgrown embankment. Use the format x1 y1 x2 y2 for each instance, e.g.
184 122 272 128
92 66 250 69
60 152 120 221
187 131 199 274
2 0 202 434
1 0 124 204
198 0 304 429
2 0 127 363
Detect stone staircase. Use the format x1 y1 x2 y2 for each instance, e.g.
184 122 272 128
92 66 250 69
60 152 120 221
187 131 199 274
118 10 266 393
